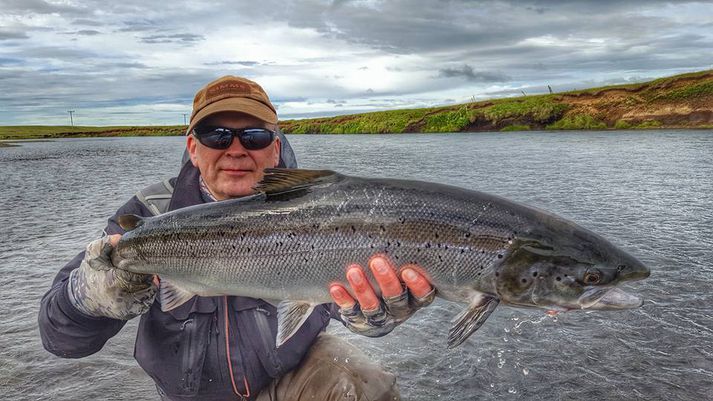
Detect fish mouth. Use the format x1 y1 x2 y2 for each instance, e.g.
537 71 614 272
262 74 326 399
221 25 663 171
578 287 644 310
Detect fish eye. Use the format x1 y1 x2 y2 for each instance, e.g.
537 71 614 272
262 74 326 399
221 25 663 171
583 270 602 285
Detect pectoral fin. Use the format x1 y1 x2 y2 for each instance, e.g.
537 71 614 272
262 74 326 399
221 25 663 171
448 294 499 348
159 279 197 312
276 301 316 347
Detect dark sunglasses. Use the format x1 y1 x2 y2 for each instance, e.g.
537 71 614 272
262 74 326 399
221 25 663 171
192 126 276 150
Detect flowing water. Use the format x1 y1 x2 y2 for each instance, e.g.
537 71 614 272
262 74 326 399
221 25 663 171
1 131 711 400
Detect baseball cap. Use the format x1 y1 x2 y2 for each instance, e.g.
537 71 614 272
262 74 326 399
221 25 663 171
186 76 278 134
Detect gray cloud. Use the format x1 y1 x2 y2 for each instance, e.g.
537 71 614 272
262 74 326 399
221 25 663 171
76 30 102 36
139 33 205 44
72 19 104 27
0 0 87 15
203 61 261 66
0 30 29 40
438 65 510 82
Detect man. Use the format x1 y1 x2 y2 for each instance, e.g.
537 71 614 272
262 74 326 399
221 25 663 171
39 76 434 400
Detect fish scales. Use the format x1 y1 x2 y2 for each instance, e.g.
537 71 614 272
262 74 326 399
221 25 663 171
118 175 520 303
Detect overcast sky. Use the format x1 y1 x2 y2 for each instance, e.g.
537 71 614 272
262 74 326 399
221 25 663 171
1 0 712 126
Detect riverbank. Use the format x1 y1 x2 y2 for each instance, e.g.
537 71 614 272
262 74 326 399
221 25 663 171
0 125 184 140
2 69 712 139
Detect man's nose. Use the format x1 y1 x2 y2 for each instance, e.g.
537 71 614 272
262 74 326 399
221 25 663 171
224 136 248 156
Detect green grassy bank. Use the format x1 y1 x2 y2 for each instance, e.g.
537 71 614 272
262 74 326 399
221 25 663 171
0 125 185 141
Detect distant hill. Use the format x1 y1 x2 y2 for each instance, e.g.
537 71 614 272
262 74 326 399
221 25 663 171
279 69 713 133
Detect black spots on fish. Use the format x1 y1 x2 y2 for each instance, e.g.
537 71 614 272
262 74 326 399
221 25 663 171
303 256 309 262
438 255 443 262
495 272 500 277
367 233 373 239
311 244 315 251
240 232 246 241
481 250 485 254
464 232 471 239
312 223 320 229
434 232 439 239
460 249 466 254
379 224 386 233
231 244 236 250
399 217 406 224
532 271 538 278
246 247 252 253
351 225 356 233
393 254 399 261
617 264 626 272
370 244 375 249
497 254 504 259
287 232 296 239
555 276 562 281
444 245 449 250
334 227 339 233
521 278 528 284
425 242 432 249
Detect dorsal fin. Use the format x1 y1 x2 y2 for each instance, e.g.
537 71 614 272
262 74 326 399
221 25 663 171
254 168 341 196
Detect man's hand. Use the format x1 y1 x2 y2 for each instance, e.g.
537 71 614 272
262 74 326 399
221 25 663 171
67 234 157 320
329 255 435 337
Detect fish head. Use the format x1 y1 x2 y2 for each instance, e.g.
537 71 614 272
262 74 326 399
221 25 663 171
494 215 650 312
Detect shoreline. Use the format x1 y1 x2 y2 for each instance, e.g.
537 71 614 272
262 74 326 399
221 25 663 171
2 126 713 142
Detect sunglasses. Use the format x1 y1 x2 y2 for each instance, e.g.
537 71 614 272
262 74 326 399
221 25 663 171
192 126 276 150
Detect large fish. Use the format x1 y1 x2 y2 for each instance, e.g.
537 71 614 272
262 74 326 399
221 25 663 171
113 169 650 348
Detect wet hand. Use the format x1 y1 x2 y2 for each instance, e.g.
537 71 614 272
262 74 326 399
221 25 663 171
67 234 157 320
329 255 435 337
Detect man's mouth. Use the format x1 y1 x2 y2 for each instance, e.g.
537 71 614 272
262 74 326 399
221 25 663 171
221 168 253 175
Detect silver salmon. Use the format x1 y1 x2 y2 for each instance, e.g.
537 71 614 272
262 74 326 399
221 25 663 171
113 169 650 347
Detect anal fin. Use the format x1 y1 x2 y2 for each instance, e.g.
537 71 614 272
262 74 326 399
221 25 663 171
276 301 316 347
448 294 499 348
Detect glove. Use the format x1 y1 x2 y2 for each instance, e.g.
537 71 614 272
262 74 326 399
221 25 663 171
67 236 156 320
339 287 435 337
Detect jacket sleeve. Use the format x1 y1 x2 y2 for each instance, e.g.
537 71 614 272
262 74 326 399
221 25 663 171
38 196 151 358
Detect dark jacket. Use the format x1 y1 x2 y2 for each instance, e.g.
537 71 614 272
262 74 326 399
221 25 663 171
38 160 337 400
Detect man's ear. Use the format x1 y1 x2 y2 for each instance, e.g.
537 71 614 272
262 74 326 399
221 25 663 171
273 136 281 167
186 135 199 167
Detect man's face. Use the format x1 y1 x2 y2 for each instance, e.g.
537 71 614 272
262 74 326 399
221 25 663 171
187 112 281 200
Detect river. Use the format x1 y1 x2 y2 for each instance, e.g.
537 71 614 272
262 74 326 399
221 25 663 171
1 130 711 400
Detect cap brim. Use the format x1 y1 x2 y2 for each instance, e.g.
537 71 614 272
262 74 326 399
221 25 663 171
186 97 278 135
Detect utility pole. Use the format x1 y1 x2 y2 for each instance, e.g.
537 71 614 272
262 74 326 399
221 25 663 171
183 113 188 126
548 85 553 94
68 110 75 127
521 90 527 96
